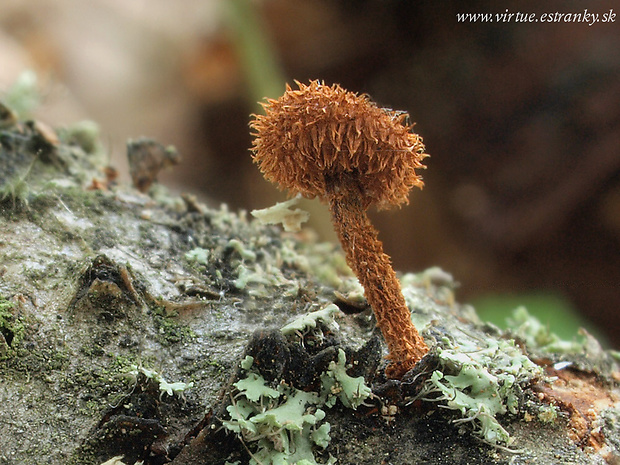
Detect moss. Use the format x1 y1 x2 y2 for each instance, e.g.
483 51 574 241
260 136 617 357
61 364 129 398
0 170 33 209
151 306 196 346
0 297 25 357
183 357 229 385
56 120 102 155
3 343 69 376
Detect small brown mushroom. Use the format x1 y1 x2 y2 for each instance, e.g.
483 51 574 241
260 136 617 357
250 80 429 378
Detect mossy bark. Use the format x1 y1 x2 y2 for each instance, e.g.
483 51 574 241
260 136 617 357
0 120 618 465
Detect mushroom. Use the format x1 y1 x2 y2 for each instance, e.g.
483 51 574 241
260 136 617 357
250 80 429 378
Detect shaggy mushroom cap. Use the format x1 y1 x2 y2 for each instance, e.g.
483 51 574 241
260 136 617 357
251 80 427 209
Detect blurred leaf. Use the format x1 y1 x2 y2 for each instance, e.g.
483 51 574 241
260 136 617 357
472 292 602 343
224 0 285 105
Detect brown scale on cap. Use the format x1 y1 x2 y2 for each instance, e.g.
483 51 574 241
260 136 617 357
251 80 429 379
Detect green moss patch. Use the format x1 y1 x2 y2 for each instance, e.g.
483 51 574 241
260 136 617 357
0 297 25 357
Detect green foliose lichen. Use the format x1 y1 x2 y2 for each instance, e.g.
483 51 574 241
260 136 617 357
321 348 372 410
250 197 310 232
419 335 543 445
184 247 211 266
127 365 194 398
222 305 370 465
507 306 588 353
223 356 335 465
280 304 340 338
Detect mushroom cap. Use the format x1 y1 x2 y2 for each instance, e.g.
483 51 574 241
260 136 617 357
250 81 427 209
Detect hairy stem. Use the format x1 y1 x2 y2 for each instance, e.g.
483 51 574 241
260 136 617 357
326 179 428 378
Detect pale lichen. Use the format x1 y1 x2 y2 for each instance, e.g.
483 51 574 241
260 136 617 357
128 365 194 399
222 305 371 465
251 197 310 233
507 306 588 353
417 336 543 445
280 304 340 338
2 70 40 119
184 247 210 266
223 355 336 465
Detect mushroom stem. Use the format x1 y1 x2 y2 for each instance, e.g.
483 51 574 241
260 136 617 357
325 174 429 379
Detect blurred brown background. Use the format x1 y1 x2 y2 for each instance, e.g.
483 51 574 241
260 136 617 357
1 0 618 346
